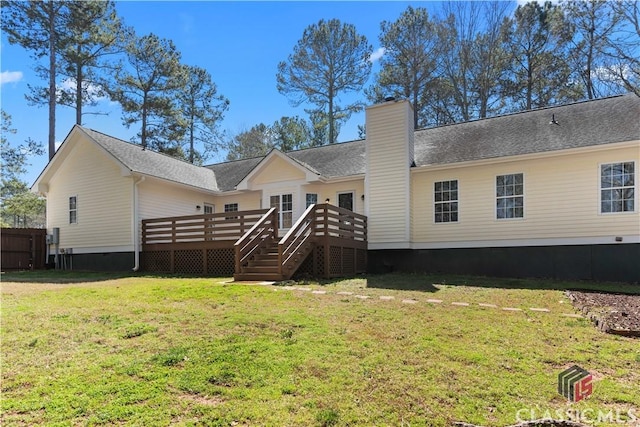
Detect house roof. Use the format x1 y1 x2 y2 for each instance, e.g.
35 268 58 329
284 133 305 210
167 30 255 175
204 140 367 191
79 127 219 192
413 93 640 167
38 94 638 194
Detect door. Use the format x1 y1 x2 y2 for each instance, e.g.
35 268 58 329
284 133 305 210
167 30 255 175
338 191 354 211
270 194 293 229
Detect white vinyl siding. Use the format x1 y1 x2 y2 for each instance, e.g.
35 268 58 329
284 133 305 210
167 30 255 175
46 135 133 250
366 100 413 244
411 145 640 245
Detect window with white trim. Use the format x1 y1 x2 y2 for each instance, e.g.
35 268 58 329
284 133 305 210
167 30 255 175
434 180 458 223
69 196 77 224
496 173 524 219
204 203 215 214
601 162 635 213
306 193 318 209
224 203 238 220
270 194 293 228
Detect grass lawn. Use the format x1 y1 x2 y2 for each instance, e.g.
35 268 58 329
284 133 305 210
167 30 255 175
1 272 638 426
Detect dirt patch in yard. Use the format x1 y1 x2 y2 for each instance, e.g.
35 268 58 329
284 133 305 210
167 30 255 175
566 291 640 338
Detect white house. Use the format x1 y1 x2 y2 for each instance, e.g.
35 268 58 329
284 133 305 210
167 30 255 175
34 93 640 282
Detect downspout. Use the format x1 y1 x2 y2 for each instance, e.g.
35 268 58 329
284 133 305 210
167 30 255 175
132 175 145 271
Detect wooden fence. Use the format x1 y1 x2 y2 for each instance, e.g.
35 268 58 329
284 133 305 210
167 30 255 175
1 228 47 271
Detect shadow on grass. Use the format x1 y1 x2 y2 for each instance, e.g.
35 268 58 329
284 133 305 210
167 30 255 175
362 272 640 295
0 270 205 284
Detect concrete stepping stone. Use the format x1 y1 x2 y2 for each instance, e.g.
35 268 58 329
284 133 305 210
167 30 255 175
337 291 353 295
401 299 418 304
354 295 370 299
281 286 296 290
562 313 583 318
479 303 498 308
529 307 550 312
312 290 327 295
296 287 312 291
426 299 443 304
379 296 395 301
451 302 470 307
502 307 522 312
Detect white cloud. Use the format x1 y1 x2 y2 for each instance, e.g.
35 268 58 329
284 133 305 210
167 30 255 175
58 78 108 103
369 47 386 63
1 70 24 85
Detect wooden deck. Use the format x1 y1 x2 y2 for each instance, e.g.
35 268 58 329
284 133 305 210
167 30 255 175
141 204 367 280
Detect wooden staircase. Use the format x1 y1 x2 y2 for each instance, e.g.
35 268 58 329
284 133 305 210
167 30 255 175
235 240 287 281
233 204 367 282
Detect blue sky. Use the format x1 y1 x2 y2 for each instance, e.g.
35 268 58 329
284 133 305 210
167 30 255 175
2 1 454 185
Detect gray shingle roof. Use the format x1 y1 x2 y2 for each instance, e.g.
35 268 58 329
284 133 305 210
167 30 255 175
73 94 638 193
80 127 219 192
288 140 366 178
414 93 640 167
205 157 263 192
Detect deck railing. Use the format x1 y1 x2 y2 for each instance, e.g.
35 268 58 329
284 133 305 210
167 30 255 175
276 203 368 278
234 207 278 273
313 203 367 241
142 209 270 246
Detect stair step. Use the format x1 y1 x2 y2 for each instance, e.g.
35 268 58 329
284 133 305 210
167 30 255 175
234 273 285 281
249 259 279 267
242 266 280 274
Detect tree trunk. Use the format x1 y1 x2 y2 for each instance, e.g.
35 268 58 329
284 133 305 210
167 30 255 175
76 53 83 125
48 0 57 160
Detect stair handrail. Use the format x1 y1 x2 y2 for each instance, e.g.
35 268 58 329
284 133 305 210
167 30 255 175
278 203 317 276
234 207 278 274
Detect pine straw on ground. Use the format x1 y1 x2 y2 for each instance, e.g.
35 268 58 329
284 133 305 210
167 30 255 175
566 290 640 337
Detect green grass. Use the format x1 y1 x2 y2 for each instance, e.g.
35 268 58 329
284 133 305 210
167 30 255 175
1 272 638 426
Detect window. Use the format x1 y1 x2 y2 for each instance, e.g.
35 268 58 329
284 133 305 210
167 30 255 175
601 162 635 213
224 203 238 219
69 196 77 224
270 194 293 228
204 203 215 214
434 180 458 223
306 193 318 209
338 192 354 211
496 173 524 219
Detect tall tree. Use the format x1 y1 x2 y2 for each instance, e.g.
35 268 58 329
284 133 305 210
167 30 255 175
107 33 186 152
58 0 127 124
225 124 273 161
562 0 621 99
370 6 441 128
177 65 229 164
601 1 640 96
277 19 372 145
0 111 46 228
2 0 69 160
505 1 581 110
437 1 512 122
271 116 312 152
